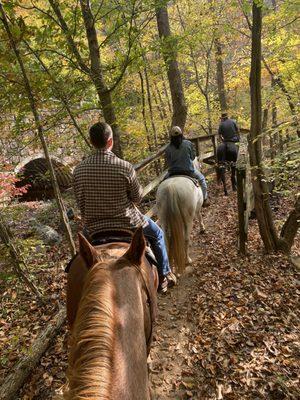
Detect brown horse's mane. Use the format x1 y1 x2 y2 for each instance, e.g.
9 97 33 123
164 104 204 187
65 262 116 400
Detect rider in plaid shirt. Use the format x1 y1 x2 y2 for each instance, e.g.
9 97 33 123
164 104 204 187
73 122 176 293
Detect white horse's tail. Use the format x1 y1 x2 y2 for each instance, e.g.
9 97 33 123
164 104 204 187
159 185 186 274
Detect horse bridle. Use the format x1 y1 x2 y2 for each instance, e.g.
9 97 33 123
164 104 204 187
131 263 156 355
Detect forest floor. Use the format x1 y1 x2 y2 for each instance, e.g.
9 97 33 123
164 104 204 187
0 181 299 399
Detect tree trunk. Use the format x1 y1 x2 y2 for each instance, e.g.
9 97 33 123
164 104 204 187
0 308 66 400
161 74 172 114
0 4 76 257
215 38 228 112
280 197 300 253
248 1 279 252
153 81 169 137
138 71 153 152
143 67 158 147
262 107 269 156
0 216 44 302
79 0 122 156
155 4 187 130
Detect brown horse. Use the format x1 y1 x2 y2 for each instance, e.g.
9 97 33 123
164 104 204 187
65 228 158 400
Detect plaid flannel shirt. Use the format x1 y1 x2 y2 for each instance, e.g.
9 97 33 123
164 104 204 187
73 149 147 235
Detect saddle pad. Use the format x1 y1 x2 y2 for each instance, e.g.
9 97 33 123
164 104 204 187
168 174 199 187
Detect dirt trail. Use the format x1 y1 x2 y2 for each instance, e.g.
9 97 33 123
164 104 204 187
150 204 216 399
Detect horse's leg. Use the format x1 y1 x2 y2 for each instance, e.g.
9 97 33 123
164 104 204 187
198 210 206 233
231 164 237 191
219 165 228 196
184 220 193 264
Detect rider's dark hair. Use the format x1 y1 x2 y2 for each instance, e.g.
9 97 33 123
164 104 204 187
170 134 183 149
89 122 112 149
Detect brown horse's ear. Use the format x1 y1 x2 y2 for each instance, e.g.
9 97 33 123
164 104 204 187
124 227 146 265
78 233 98 269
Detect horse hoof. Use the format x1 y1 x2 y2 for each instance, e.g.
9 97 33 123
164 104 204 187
187 257 192 264
200 228 206 234
224 191 228 196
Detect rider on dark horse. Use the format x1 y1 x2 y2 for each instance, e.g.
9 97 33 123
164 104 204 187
217 113 240 194
73 122 176 293
165 126 210 207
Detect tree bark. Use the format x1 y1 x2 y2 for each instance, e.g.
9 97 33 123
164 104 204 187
0 308 66 400
280 197 300 253
248 1 279 252
215 38 228 112
155 4 187 130
0 4 76 256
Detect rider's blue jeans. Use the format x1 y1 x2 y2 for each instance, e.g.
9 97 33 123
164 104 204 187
192 170 208 199
143 216 171 277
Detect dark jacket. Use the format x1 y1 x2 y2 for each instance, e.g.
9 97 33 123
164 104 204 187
218 118 239 142
165 139 196 174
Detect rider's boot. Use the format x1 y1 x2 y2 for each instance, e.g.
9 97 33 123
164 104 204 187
202 198 210 207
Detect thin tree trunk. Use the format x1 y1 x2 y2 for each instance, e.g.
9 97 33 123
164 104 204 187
155 4 187 130
138 71 153 152
0 4 76 256
144 68 158 147
79 0 122 156
215 38 228 112
248 1 279 252
262 107 269 156
280 197 300 253
0 216 44 302
271 79 278 158
161 74 172 115
152 83 169 138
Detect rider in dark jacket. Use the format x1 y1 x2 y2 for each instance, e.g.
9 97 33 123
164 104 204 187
217 113 240 163
165 126 210 207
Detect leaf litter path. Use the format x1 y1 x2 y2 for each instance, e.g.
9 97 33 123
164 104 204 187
150 188 299 400
20 187 299 399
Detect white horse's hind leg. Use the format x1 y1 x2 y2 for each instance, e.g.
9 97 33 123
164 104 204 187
184 220 193 264
198 210 206 233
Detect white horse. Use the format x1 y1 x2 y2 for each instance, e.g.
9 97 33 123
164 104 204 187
156 159 205 274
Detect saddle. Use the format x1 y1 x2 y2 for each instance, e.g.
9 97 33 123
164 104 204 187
65 229 158 273
167 171 199 187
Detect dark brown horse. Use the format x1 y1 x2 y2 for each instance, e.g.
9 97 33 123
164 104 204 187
65 228 158 400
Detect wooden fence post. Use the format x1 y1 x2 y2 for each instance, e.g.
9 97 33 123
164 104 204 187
236 135 253 254
236 168 246 254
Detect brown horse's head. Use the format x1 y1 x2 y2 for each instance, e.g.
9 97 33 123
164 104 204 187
65 228 158 400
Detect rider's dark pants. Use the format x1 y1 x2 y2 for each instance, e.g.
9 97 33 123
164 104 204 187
217 142 238 164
